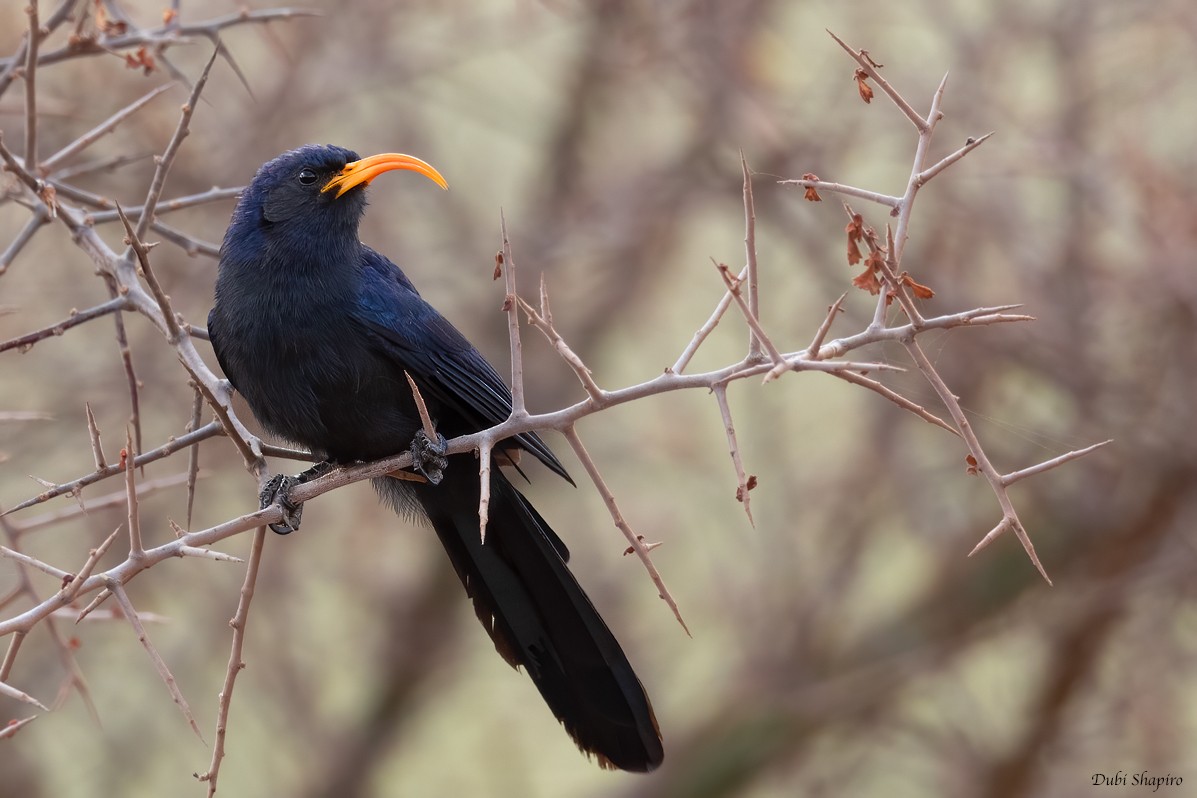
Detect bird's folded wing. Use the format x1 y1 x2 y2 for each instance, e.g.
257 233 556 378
352 252 572 483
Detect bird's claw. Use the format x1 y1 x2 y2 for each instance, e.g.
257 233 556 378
411 430 449 486
259 461 336 535
260 474 303 535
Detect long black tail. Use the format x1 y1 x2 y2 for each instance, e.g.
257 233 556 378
375 461 663 772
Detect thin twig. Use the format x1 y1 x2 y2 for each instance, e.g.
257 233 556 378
135 47 219 240
60 526 121 603
918 132 993 185
0 715 36 739
713 260 784 366
107 579 204 741
185 387 203 530
1 421 223 517
904 337 1051 583
1001 440 1113 487
23 1 40 173
86 186 243 224
0 203 50 275
671 265 747 374
198 525 267 795
477 438 493 544
0 545 72 581
516 285 603 402
0 678 48 710
124 428 145 557
764 292 848 383
116 201 182 341
561 426 689 635
826 29 927 132
13 473 194 535
404 372 437 440
0 296 130 354
41 81 177 171
741 152 761 361
500 211 527 417
85 402 107 470
712 384 755 525
778 178 901 209
0 632 23 682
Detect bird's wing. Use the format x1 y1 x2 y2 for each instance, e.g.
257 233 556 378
352 249 572 483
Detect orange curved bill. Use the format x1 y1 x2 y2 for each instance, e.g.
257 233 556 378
322 152 448 198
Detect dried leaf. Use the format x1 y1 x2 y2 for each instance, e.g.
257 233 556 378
854 68 874 103
847 235 862 266
902 273 935 299
493 251 503 281
735 475 759 502
95 1 128 35
845 213 864 242
801 173 821 202
852 267 880 294
123 46 156 76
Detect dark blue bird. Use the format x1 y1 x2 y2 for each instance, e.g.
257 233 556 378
208 144 662 771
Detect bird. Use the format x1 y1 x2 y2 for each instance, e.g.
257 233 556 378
207 144 663 772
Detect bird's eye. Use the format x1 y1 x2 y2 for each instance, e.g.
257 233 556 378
297 168 318 185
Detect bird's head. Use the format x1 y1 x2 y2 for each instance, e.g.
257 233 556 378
229 143 448 238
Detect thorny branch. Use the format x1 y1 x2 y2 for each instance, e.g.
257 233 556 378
0 18 1105 796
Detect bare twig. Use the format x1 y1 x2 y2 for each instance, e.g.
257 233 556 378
671 265 747 375
0 545 72 581
13 472 194 535
827 29 926 132
107 580 204 741
197 526 267 795
476 438 494 544
86 187 243 224
516 282 603 402
60 526 121 603
713 260 784 366
41 81 177 172
185 387 204 530
903 338 1050 583
0 296 130 354
778 178 900 209
1 420 223 517
742 152 762 361
115 202 182 342
1001 440 1113 487
712 383 755 525
0 203 50 275
85 402 107 470
500 211 527 417
134 47 219 241
0 677 47 710
23 1 40 174
124 428 145 558
404 372 437 441
562 426 689 635
0 715 37 739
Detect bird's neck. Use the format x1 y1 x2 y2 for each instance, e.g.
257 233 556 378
219 222 364 308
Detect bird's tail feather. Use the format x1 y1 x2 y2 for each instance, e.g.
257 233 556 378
375 462 663 772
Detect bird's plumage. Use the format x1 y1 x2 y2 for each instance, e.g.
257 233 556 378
208 144 662 771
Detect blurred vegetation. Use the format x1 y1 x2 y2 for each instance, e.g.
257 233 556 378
1 1 1195 797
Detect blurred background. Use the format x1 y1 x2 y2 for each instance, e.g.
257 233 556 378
1 1 1195 796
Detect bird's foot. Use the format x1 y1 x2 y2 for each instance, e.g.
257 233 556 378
410 430 448 486
260 461 336 535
